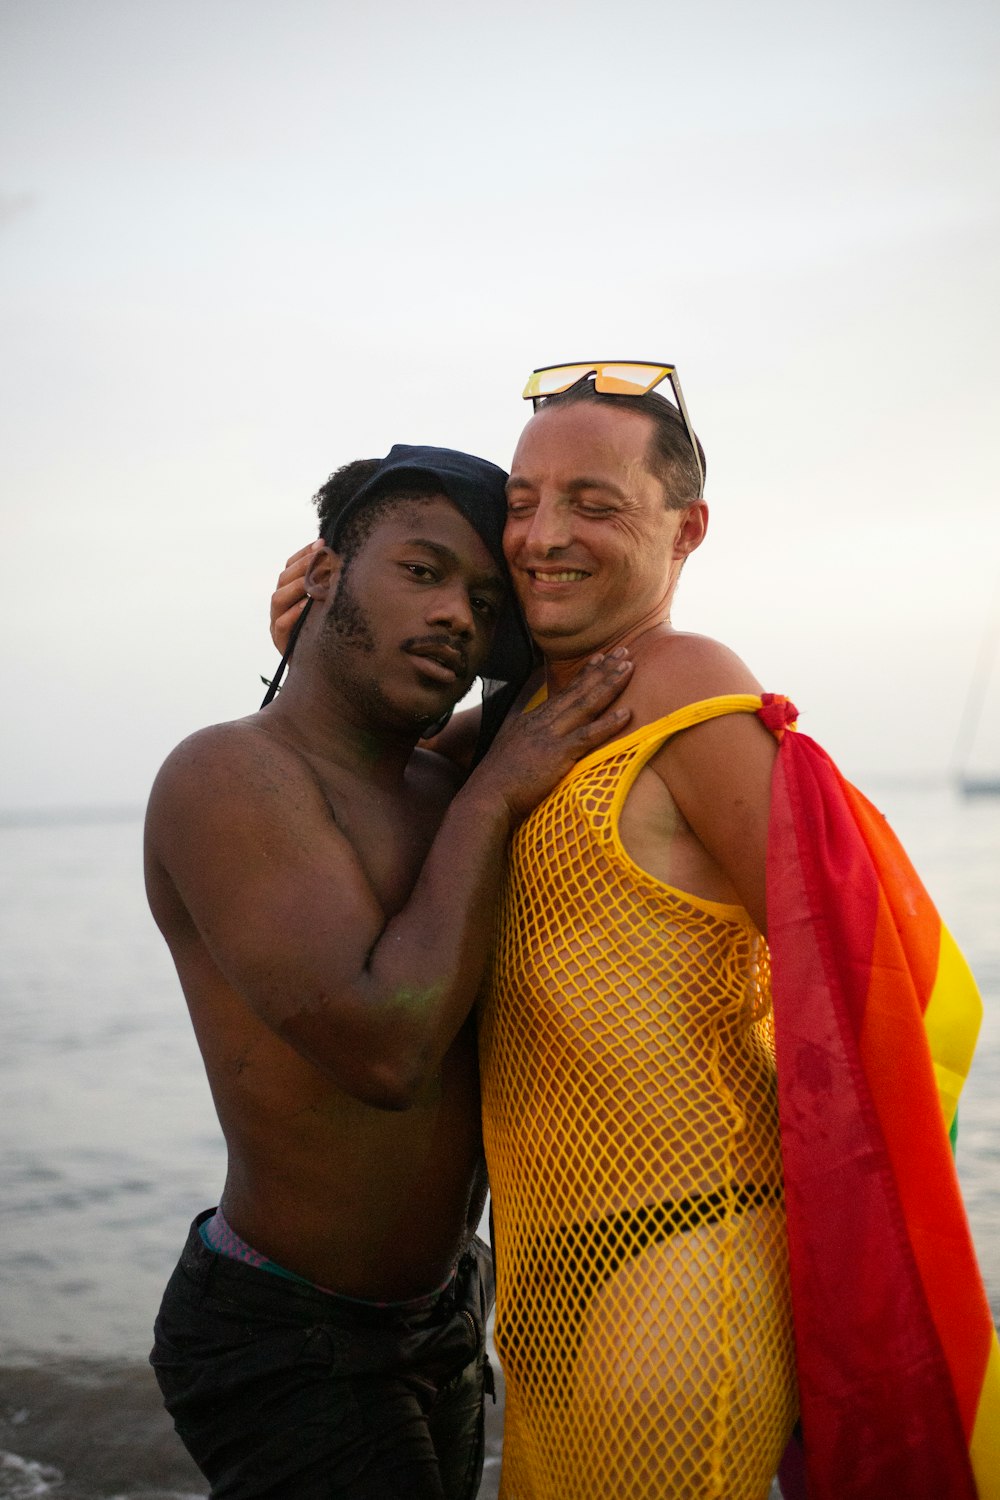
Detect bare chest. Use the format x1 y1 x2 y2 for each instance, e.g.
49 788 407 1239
308 758 448 915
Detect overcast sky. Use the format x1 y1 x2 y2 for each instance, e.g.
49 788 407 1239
2 0 999 812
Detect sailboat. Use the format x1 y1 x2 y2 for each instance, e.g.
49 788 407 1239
958 771 1000 796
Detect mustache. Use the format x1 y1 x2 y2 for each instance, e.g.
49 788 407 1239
402 634 471 678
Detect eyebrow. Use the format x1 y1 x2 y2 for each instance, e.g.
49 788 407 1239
404 537 506 594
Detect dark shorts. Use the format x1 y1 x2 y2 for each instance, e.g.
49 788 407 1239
151 1211 494 1500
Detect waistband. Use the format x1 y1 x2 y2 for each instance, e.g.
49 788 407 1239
178 1209 489 1332
199 1207 456 1313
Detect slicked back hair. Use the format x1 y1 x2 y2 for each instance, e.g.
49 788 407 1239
536 380 706 511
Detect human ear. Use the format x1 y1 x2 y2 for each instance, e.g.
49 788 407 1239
304 545 343 603
674 500 708 559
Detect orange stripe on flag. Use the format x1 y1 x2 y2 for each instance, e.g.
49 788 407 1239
858 892 993 1440
838 776 941 1009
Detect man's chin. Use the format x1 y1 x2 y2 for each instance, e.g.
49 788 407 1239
521 611 595 653
407 684 468 731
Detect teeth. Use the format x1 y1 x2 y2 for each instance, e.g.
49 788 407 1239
532 570 588 582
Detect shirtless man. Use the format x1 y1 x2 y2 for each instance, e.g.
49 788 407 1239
145 443 633 1500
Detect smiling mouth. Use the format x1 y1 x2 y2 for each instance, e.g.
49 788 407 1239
527 568 590 584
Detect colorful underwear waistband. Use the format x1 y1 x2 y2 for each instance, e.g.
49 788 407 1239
199 1208 455 1313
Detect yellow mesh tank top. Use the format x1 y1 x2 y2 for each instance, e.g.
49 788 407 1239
480 695 798 1500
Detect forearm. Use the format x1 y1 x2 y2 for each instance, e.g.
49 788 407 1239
169 655 631 1108
283 662 633 1101
356 778 515 1101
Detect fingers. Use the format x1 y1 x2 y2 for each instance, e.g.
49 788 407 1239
524 650 632 762
271 576 309 620
283 540 322 571
477 649 637 822
270 540 322 649
271 599 309 653
566 700 632 751
273 540 321 603
542 649 634 722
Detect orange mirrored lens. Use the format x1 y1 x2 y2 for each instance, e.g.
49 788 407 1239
593 363 673 395
522 362 674 401
522 365 593 399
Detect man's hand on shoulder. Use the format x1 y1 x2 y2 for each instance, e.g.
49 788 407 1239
468 651 634 824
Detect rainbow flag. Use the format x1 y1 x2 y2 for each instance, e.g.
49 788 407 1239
761 696 999 1499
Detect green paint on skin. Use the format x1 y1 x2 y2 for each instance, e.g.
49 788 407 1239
388 981 445 1015
387 983 446 1104
278 983 446 1105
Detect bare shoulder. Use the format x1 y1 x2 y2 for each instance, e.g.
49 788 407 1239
150 716 310 799
627 635 775 931
146 716 325 856
627 630 764 725
154 715 277 772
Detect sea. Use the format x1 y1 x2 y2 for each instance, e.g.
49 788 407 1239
1 786 997 1499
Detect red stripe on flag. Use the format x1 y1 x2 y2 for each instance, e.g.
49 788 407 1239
768 734 976 1499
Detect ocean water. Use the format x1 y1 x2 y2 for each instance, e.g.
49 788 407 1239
0 788 997 1498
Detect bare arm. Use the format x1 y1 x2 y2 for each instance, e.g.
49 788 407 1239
654 710 776 934
146 655 632 1109
640 635 776 934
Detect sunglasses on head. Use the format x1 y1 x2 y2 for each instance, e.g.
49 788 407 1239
521 360 704 499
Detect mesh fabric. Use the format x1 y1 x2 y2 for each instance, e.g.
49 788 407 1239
481 695 798 1499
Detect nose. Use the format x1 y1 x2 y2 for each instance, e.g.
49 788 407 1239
427 580 475 638
508 495 572 556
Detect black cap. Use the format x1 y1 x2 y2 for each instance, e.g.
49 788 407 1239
330 444 533 684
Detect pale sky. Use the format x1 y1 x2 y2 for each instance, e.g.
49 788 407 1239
2 0 999 811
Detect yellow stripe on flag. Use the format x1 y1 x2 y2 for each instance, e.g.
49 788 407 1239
923 926 982 1129
970 1331 1000 1499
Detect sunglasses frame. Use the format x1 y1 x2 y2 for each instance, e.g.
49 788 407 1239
523 360 704 499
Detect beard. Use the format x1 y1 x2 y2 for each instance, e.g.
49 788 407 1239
325 566 376 651
316 569 440 733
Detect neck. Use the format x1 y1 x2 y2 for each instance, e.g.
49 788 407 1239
262 660 420 786
543 602 675 696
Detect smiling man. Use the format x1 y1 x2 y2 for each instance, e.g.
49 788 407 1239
145 444 633 1500
486 369 994 1500
478 371 798 1500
